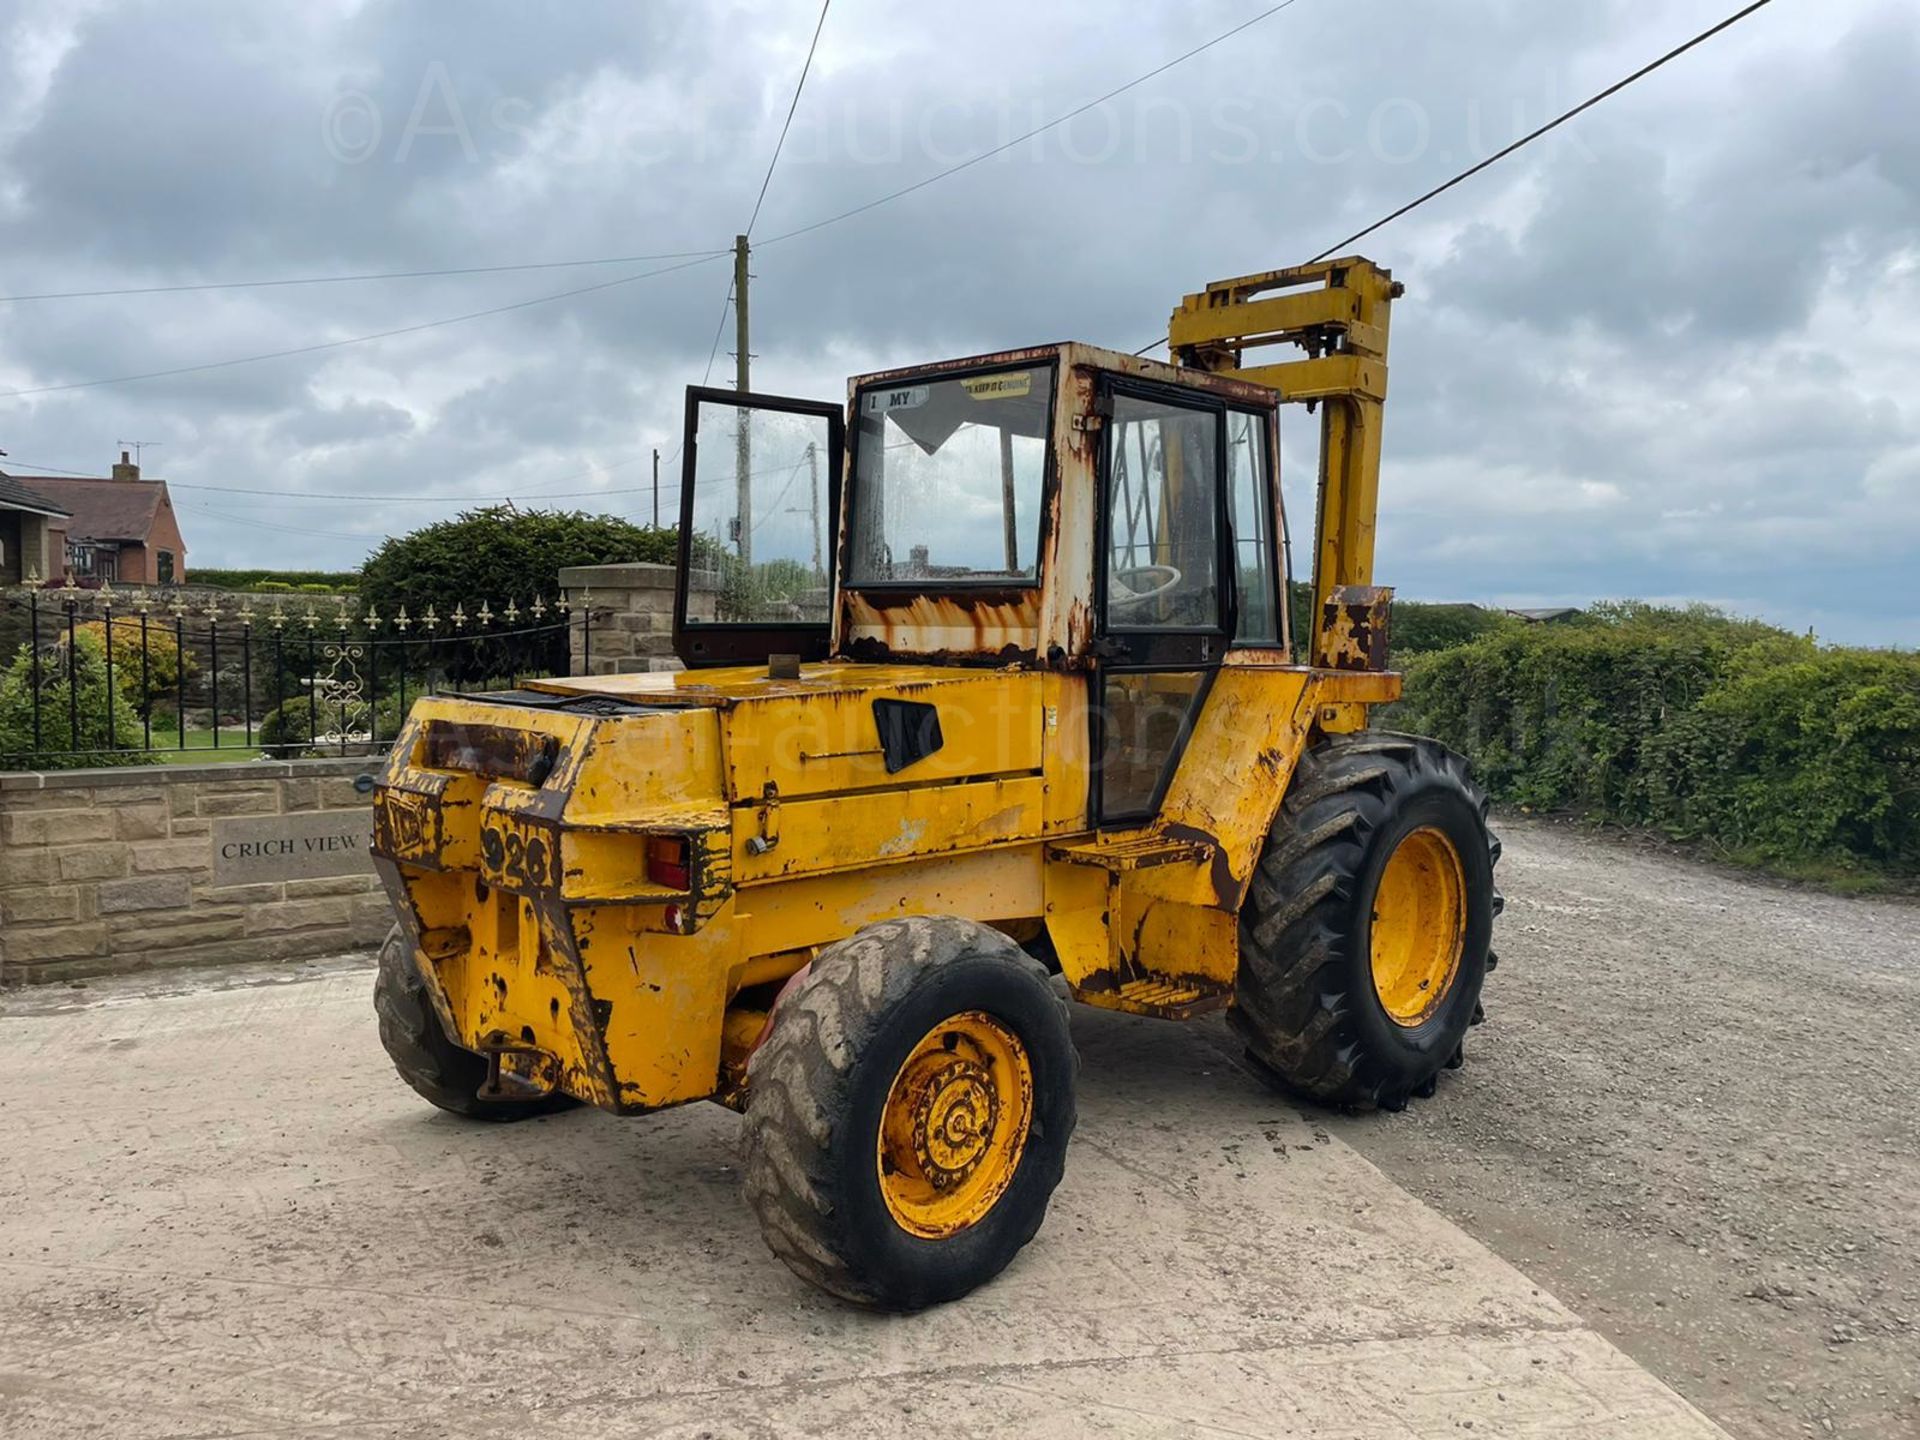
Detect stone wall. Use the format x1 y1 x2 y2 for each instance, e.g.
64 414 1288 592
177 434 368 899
561 562 716 677
0 757 389 986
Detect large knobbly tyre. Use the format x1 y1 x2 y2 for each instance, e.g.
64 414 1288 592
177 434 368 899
741 917 1077 1311
1232 732 1501 1112
372 926 577 1122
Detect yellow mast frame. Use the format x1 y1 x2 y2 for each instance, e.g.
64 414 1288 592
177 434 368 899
1168 257 1402 675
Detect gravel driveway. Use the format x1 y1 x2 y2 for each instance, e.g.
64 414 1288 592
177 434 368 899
1327 816 1920 1440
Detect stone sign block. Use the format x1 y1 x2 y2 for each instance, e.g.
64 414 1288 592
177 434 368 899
212 810 374 887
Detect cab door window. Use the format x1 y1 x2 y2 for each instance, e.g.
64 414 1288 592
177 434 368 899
1102 393 1221 633
1093 384 1228 824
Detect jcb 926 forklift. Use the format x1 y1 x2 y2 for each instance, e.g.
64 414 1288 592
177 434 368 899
370 257 1501 1309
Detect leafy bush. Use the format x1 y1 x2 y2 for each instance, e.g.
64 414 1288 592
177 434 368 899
714 555 827 622
259 693 405 759
1393 602 1919 874
0 633 146 768
359 507 676 682
68 619 195 710
188 568 361 591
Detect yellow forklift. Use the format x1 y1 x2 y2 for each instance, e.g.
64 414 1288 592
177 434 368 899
370 257 1500 1309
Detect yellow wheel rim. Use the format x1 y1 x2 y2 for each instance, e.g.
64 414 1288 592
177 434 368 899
876 1011 1033 1240
1370 826 1468 1028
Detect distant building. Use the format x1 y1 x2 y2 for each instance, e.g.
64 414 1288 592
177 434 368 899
1503 606 1583 624
1 451 189 584
0 470 72 585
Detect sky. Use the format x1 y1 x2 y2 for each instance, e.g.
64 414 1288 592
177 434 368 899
0 0 1914 644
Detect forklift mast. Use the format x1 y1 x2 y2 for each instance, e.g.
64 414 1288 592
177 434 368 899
1168 257 1401 681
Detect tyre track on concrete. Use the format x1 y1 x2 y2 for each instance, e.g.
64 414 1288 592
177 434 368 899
0 938 1724 1438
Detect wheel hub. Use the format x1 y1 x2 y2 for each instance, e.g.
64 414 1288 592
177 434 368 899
1369 825 1468 1028
877 1011 1033 1239
912 1058 1000 1189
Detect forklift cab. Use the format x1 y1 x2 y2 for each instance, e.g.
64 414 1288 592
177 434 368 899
673 343 1291 824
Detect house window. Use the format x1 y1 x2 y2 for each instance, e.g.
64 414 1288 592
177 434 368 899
157 550 175 584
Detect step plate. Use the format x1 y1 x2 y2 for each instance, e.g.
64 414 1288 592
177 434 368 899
1073 976 1232 1021
1049 836 1212 872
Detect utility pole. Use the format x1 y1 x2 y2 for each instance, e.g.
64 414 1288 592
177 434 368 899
806 440 821 574
733 233 752 563
651 446 661 529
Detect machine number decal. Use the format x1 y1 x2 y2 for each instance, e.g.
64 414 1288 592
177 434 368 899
481 821 558 894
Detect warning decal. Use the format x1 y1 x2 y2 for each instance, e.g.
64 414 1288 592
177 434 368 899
962 373 1033 401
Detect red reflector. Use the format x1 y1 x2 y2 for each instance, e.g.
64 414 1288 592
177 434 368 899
646 835 691 890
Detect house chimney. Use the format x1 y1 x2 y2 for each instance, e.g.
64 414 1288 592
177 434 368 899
112 450 139 482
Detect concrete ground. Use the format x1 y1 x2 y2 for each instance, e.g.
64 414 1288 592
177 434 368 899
0 945 1721 1438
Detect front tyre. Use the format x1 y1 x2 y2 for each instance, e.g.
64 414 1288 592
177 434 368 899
741 917 1077 1311
1232 733 1501 1111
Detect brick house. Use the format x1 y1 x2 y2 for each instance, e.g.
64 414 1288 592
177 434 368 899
3 452 189 584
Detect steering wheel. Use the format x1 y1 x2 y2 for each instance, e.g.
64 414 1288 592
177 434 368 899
1108 563 1183 610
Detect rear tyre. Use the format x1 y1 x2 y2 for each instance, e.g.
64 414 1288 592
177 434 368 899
373 925 577 1122
1232 733 1500 1111
741 917 1077 1311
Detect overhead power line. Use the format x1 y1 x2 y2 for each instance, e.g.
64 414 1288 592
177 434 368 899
700 0 834 391
1131 0 1779 354
1 0 1287 399
748 0 833 238
0 251 726 400
753 0 1301 252
168 480 651 502
0 249 731 305
1306 0 1777 262
0 457 101 476
699 281 735 388
175 501 373 542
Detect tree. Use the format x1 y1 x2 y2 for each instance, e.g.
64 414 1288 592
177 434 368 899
359 507 676 683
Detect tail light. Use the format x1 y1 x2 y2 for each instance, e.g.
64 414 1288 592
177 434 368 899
647 835 691 890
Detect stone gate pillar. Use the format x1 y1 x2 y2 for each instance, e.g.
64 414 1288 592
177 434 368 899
559 562 716 677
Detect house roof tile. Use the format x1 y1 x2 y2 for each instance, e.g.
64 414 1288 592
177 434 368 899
11 476 168 543
0 470 73 519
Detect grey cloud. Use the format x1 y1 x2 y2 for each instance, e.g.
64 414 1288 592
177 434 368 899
0 0 1913 645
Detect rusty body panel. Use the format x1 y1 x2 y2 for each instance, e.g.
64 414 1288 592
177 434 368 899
1320 584 1394 672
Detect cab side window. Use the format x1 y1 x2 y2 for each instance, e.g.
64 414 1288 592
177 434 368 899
1226 409 1279 645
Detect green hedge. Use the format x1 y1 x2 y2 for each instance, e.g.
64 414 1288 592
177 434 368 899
187 568 362 591
1392 603 1920 876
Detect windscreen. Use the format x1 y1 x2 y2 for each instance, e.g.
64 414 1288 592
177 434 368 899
848 364 1052 585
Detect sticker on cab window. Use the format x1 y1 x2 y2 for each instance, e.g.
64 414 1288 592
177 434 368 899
863 385 929 414
962 373 1032 401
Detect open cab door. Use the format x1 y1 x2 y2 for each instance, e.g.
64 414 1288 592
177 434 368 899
674 386 844 667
